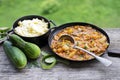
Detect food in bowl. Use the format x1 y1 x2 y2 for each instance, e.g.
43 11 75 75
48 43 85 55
14 18 49 37
51 25 109 61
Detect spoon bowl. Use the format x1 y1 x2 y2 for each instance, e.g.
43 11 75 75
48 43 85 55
58 35 75 43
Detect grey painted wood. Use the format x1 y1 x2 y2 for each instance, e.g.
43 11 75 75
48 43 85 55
0 28 120 80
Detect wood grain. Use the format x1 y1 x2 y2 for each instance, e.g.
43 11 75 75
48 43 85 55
0 28 120 80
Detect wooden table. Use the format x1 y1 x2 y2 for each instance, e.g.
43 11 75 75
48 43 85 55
0 28 120 80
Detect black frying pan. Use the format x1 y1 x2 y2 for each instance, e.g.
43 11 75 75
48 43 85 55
48 22 110 61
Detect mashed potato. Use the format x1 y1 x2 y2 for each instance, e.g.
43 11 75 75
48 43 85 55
14 18 49 37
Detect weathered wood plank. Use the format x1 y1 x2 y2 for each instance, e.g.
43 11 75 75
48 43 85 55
0 28 120 80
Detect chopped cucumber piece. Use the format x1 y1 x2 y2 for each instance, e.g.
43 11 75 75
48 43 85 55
45 56 56 63
40 55 56 69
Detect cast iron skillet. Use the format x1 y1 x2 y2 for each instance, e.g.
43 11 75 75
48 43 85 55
48 22 110 61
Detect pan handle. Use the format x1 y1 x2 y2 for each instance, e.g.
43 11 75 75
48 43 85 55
49 20 57 27
49 20 58 32
108 49 120 57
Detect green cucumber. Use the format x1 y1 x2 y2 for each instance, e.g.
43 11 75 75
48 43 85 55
9 34 41 59
3 41 27 69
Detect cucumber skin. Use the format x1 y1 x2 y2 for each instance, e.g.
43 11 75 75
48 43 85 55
22 42 41 59
3 41 27 69
9 34 41 59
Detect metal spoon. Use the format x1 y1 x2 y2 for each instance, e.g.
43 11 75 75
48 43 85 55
59 35 112 67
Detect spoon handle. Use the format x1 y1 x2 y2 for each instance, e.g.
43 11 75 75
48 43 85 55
74 46 112 67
